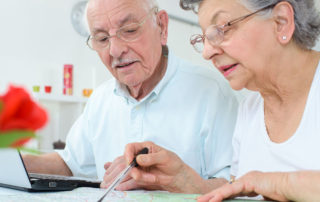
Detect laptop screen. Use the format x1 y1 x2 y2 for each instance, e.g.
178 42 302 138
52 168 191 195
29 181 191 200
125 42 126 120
0 148 101 192
0 149 32 189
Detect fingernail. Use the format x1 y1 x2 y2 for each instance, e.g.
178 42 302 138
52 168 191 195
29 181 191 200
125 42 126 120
138 155 146 163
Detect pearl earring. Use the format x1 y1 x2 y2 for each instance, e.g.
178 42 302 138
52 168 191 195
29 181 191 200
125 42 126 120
282 36 287 40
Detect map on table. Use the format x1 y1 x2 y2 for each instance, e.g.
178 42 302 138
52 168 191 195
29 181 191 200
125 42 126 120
0 187 266 202
0 187 199 202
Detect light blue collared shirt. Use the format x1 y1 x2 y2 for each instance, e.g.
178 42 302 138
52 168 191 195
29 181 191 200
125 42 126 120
57 50 238 180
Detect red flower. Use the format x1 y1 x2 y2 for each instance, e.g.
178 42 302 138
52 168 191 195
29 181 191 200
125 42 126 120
0 85 48 147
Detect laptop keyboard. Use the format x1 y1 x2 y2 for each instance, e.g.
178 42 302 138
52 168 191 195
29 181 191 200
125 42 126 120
29 173 101 183
29 173 71 180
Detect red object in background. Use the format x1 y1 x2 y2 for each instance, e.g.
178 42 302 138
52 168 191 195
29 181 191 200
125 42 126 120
44 86 52 93
63 64 73 95
0 86 47 131
0 85 48 147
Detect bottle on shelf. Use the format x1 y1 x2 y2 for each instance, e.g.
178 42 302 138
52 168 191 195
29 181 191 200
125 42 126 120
63 64 73 95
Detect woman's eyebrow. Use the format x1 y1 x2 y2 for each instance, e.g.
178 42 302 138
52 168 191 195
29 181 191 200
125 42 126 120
210 10 227 24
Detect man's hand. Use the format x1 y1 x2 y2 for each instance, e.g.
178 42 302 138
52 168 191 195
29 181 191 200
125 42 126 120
100 155 141 191
124 141 207 193
197 171 290 202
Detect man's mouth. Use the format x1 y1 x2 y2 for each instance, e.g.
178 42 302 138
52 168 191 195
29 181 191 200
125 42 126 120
116 61 136 68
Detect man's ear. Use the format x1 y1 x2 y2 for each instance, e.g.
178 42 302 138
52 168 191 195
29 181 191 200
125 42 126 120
157 10 169 45
272 1 295 44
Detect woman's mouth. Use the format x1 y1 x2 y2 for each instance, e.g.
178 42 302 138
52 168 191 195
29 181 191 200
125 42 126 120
219 63 238 77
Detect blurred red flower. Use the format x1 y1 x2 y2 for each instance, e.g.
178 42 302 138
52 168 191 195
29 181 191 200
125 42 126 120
0 85 48 148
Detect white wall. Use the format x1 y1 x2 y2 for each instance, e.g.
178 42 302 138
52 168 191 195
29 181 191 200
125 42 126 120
0 0 108 95
0 0 207 96
1 0 319 94
0 0 211 150
0 0 319 149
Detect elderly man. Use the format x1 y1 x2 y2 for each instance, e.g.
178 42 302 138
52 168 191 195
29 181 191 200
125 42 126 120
23 0 238 191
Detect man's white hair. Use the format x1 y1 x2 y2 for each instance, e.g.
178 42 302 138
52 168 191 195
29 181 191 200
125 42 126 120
85 0 160 34
142 0 159 26
144 0 159 10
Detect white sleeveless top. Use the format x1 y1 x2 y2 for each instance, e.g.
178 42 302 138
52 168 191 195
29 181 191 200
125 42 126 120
231 62 320 178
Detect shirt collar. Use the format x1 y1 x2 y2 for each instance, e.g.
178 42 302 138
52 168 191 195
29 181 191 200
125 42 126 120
113 48 178 104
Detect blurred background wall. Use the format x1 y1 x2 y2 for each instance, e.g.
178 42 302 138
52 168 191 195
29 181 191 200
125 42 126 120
0 0 319 150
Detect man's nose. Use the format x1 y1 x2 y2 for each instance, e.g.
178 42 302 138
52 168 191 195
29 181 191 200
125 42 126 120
202 40 223 60
108 36 128 58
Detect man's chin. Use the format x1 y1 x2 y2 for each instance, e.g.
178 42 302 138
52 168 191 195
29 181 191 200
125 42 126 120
121 80 142 88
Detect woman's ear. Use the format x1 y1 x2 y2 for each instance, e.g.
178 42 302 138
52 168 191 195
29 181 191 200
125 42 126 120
157 10 169 45
271 1 295 44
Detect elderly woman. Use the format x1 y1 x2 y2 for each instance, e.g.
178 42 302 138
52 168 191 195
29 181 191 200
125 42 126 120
123 0 320 201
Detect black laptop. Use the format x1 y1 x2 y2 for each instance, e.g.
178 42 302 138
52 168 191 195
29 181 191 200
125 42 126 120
0 149 101 192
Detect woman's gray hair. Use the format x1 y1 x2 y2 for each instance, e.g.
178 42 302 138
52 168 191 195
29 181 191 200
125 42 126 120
179 0 202 13
179 0 320 49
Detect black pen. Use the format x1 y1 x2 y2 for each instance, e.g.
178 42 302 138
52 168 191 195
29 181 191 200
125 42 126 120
97 147 149 202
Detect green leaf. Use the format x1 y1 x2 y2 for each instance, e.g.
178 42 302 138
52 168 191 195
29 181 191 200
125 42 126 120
0 130 35 148
18 147 41 155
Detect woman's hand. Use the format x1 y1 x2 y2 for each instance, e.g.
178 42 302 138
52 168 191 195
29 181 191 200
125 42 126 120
124 141 207 193
197 171 290 202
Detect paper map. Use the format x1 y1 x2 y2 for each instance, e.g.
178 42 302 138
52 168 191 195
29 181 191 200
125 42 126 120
0 187 266 202
0 187 199 202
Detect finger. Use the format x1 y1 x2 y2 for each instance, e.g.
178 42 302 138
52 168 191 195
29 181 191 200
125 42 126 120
113 171 133 186
130 167 157 184
100 181 108 189
205 182 249 202
209 195 224 202
104 156 126 179
107 156 125 172
124 141 162 164
104 162 112 171
197 191 225 202
197 190 219 202
116 179 141 191
124 141 156 163
197 183 235 202
124 142 148 164
103 162 126 184
136 149 172 167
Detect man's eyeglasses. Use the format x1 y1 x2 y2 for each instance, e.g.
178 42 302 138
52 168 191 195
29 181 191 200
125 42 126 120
87 7 158 51
190 3 277 53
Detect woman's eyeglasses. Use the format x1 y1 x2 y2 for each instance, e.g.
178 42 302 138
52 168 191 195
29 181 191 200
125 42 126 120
190 3 277 53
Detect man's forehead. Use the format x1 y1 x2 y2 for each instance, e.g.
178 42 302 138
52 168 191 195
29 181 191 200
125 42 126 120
88 0 148 15
88 0 148 27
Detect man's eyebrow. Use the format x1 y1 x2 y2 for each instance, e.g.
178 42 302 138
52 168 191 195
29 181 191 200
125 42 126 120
91 14 138 35
210 10 227 24
118 14 137 27
92 29 108 36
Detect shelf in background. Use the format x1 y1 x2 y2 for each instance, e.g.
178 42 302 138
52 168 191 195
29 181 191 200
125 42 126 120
32 93 88 103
